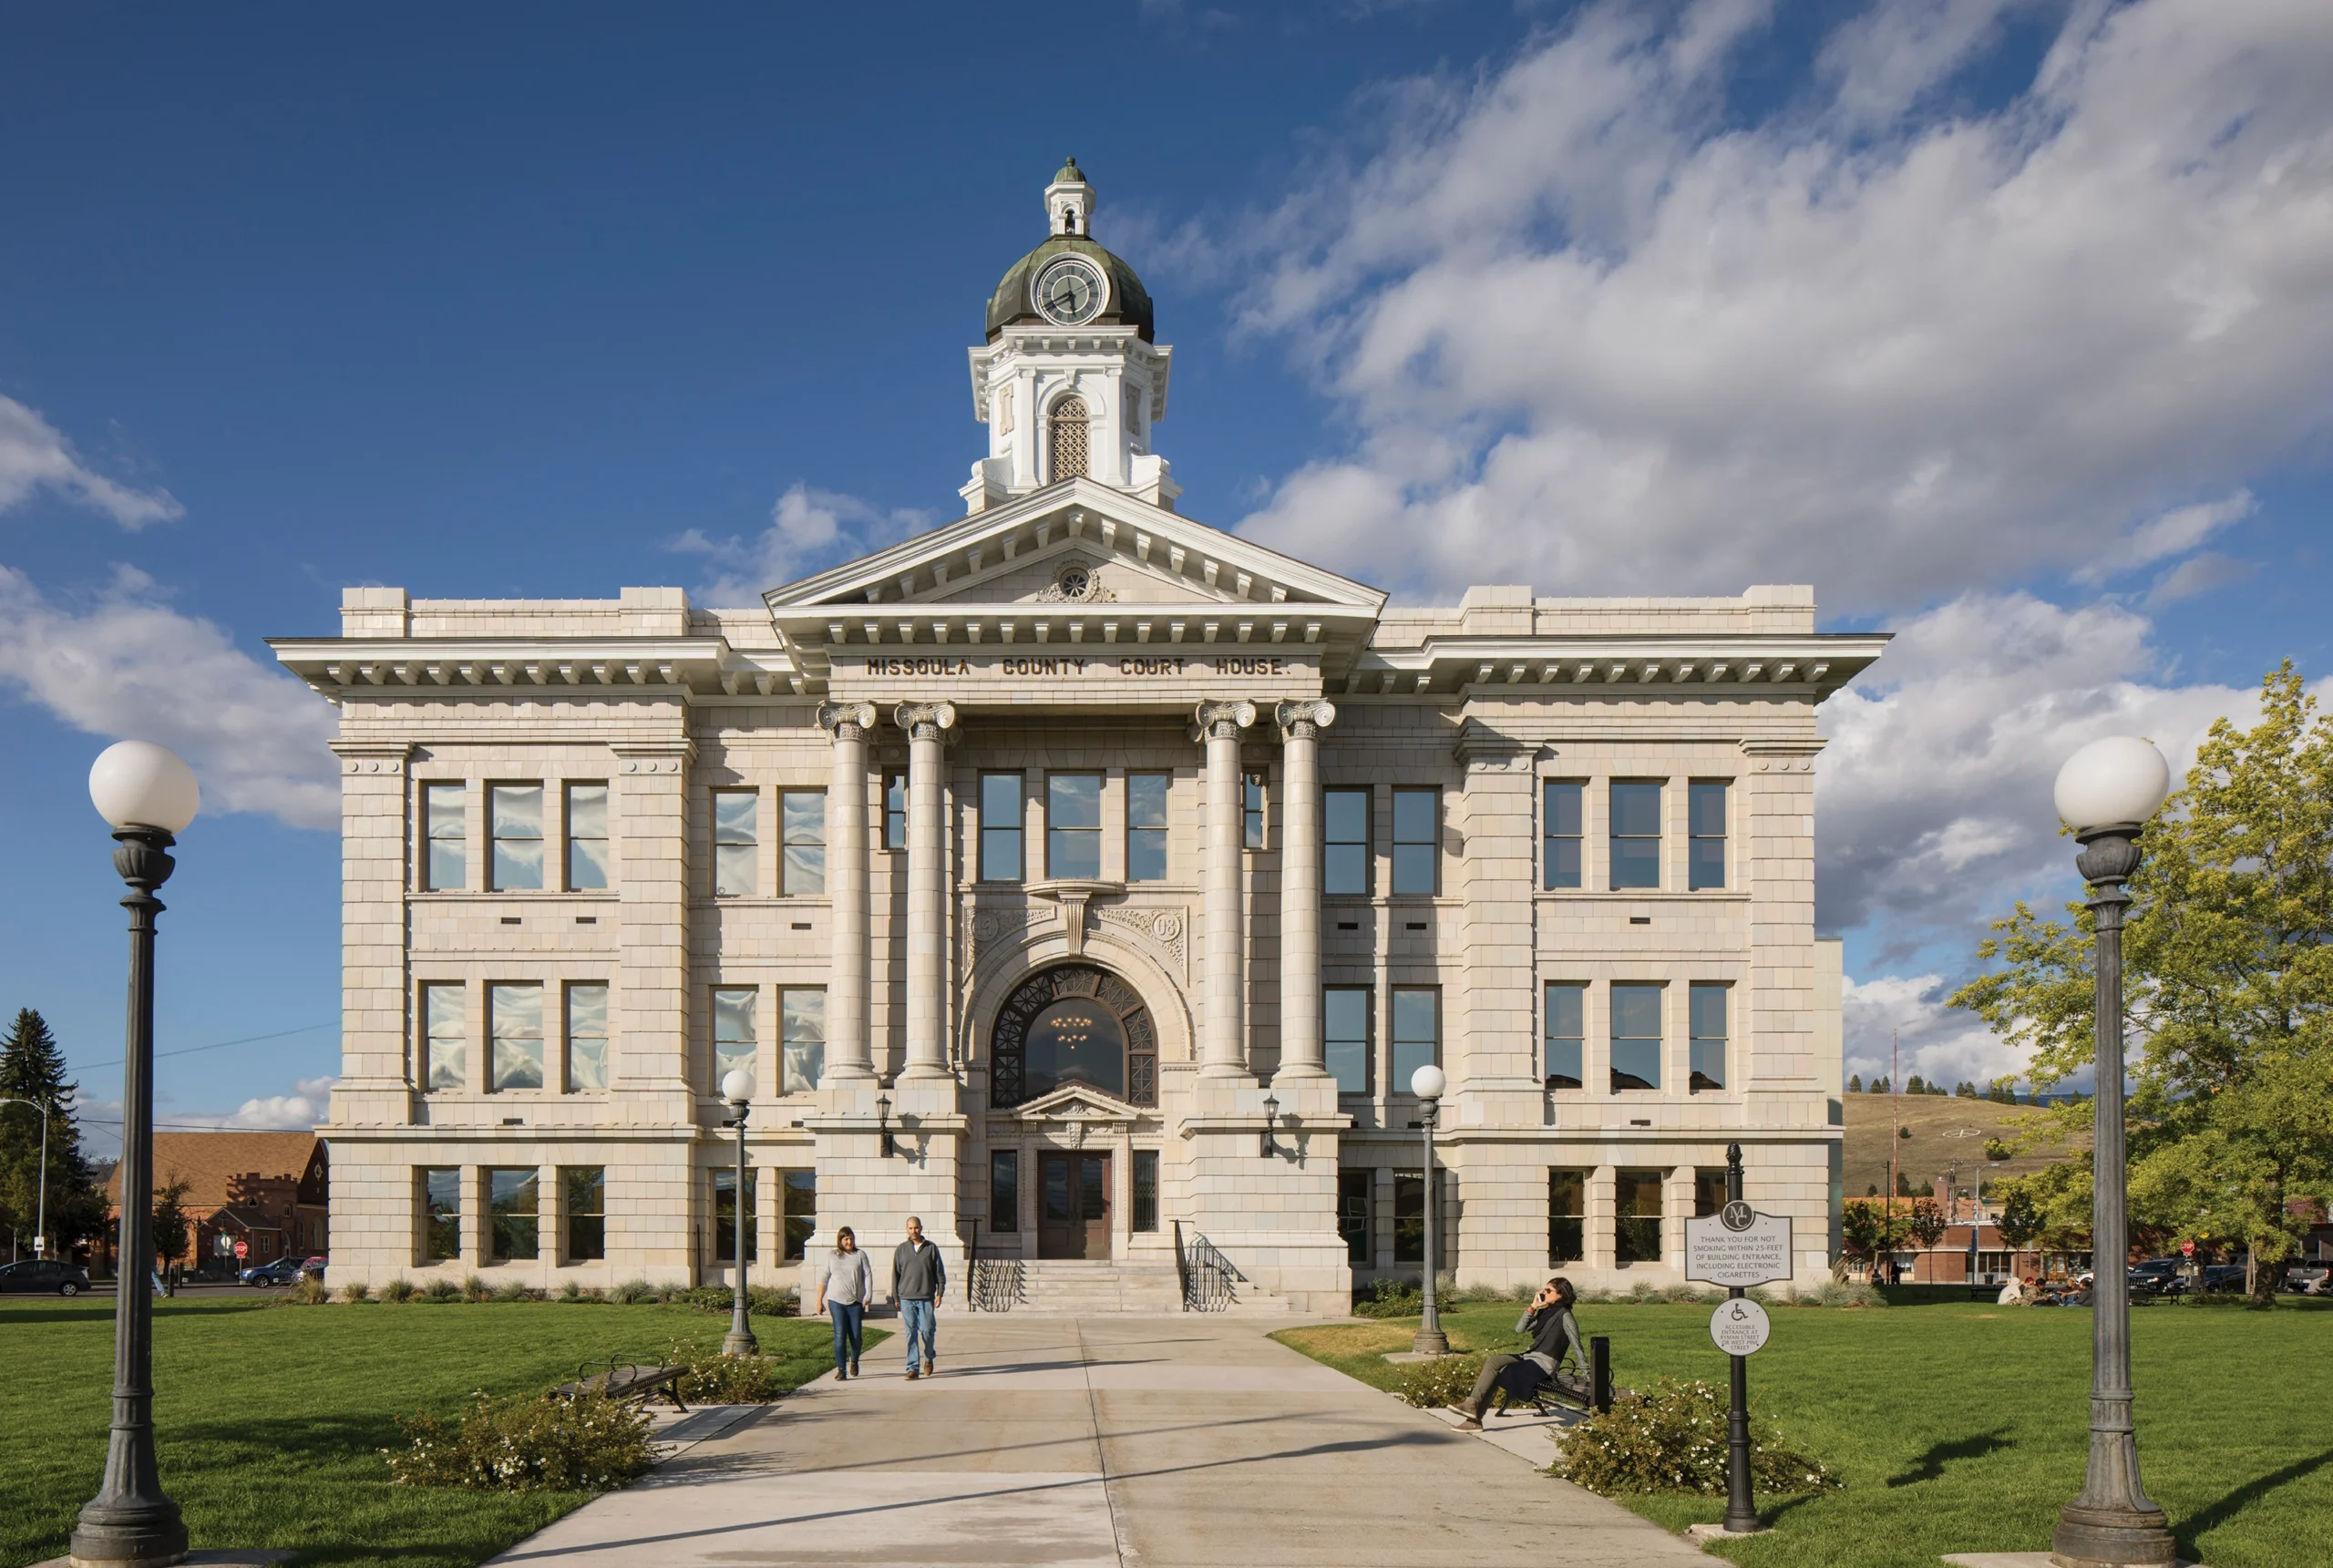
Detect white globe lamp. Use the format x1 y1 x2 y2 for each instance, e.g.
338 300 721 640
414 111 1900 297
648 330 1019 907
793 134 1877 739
1409 1063 1446 1101
720 1069 755 1104
2053 736 2171 833
88 741 200 834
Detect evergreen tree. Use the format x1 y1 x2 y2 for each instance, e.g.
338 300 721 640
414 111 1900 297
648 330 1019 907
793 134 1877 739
1896 1170 1917 1196
0 1009 107 1258
1956 1081 1978 1098
1847 1073 1862 1092
1906 1074 1927 1094
152 1175 193 1268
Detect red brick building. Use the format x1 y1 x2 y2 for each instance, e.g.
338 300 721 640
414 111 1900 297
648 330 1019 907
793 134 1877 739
101 1132 328 1278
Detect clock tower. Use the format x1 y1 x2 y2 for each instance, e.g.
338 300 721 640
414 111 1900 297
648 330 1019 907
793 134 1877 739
962 159 1177 514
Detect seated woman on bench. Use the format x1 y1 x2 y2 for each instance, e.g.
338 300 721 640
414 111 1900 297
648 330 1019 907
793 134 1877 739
1456 1276 1584 1429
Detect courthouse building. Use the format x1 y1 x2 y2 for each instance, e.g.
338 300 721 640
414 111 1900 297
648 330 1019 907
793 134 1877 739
275 161 1883 1310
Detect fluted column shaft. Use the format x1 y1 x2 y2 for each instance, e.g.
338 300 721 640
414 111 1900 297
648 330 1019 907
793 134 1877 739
895 702 957 1081
818 703 876 1082
1197 700 1257 1080
1274 700 1336 1080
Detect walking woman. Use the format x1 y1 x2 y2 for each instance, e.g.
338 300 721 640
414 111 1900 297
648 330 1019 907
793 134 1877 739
813 1225 873 1378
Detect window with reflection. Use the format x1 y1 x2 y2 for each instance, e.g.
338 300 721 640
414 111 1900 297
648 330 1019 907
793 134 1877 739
1609 781 1662 890
1324 788 1370 895
990 965 1156 1108
990 1150 1020 1233
1616 1169 1663 1264
781 988 825 1093
424 783 467 890
1243 771 1268 850
490 784 544 891
1690 983 1728 1092
1690 781 1728 890
1543 781 1583 889
714 791 758 896
422 983 466 1092
1126 772 1169 881
1133 1150 1159 1232
566 782 609 890
781 790 827 895
712 988 756 1086
1391 987 1438 1091
883 772 908 850
564 1166 605 1261
1544 981 1586 1090
1048 774 1102 878
783 1170 815 1260
565 983 608 1092
1610 982 1663 1091
488 983 544 1091
1549 1169 1587 1263
1392 788 1439 895
1695 1167 1728 1217
488 1168 540 1260
1339 1170 1372 1264
1324 986 1371 1095
420 1167 460 1262
712 1168 757 1263
981 774 1024 882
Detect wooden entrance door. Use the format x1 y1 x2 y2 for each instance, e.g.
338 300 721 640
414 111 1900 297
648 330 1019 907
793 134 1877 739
1038 1152 1111 1259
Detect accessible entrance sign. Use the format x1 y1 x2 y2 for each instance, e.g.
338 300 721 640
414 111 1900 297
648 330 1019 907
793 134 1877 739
1685 1205 1793 1289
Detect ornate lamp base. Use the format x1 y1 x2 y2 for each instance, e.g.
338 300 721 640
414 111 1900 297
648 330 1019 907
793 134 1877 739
2051 1503 2178 1568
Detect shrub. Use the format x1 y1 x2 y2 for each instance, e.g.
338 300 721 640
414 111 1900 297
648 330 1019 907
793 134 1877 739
1551 1378 1836 1498
671 1344 792 1404
1664 1284 1714 1305
612 1278 657 1305
285 1277 331 1306
1786 1280 1887 1308
340 1281 372 1303
382 1277 416 1303
385 1390 654 1492
1394 1353 1486 1410
557 1280 583 1301
491 1281 537 1304
421 1278 462 1303
461 1275 493 1303
1353 1277 1424 1319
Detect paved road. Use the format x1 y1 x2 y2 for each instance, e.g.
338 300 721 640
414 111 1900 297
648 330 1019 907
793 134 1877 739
487 1314 1706 1568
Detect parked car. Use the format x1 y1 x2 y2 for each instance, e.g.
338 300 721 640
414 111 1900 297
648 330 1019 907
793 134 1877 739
2200 1263 2248 1294
0 1259 92 1296
294 1256 327 1283
2283 1265 2329 1296
2127 1258 2182 1295
241 1257 303 1286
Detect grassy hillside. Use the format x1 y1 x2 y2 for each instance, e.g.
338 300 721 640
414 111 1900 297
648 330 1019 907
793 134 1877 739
1841 1090 2086 1199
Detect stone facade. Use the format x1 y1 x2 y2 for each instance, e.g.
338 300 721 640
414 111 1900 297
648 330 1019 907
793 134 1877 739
272 166 1884 1312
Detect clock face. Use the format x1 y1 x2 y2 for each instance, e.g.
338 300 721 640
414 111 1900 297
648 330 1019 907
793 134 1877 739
1036 258 1105 325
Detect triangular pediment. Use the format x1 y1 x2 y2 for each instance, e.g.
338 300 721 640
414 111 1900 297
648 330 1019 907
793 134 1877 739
1014 1081 1145 1123
765 479 1386 615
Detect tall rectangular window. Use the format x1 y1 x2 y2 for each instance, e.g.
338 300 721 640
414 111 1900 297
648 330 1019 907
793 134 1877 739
1324 788 1370 896
1126 772 1169 882
424 783 467 891
1132 1149 1159 1232
1243 771 1268 849
488 983 544 1091
1549 1169 1586 1263
1394 1171 1445 1267
714 790 758 896
990 1150 1019 1232
563 1166 605 1262
488 1168 540 1261
1689 781 1728 890
565 782 610 890
712 988 757 1086
1610 983 1663 1091
422 983 466 1092
565 983 608 1093
1690 983 1728 1092
1392 787 1439 895
1609 782 1662 890
1695 1167 1728 1217
1544 981 1585 1090
780 988 826 1093
490 784 544 891
883 772 908 851
783 1170 815 1260
781 790 827 895
1391 987 1439 1093
1324 987 1372 1095
1543 781 1583 890
420 1167 460 1262
712 1169 758 1264
1048 773 1102 878
981 774 1024 882
1616 1169 1663 1264
1338 1170 1372 1264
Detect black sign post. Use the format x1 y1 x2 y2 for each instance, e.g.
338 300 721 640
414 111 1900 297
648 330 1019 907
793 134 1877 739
1722 1142 1759 1534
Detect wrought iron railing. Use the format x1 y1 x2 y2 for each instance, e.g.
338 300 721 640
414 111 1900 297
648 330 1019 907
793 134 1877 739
969 1257 1026 1313
1173 1221 1246 1312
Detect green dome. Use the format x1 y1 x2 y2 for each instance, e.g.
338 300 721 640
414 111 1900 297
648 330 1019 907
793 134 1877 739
1052 156 1087 186
985 233 1155 343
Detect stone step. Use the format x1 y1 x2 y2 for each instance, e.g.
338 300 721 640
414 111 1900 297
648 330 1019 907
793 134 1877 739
961 1257 1297 1314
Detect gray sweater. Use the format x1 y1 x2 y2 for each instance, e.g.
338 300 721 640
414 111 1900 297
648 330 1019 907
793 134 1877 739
893 1237 947 1300
817 1248 872 1307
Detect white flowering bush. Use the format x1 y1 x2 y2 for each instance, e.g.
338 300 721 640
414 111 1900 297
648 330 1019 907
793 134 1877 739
385 1390 655 1493
1551 1378 1836 1498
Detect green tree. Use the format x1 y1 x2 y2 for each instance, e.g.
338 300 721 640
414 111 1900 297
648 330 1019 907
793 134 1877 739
1953 664 2333 1302
1847 1073 1862 1092
1905 1196 1948 1250
1906 1074 1927 1094
0 1009 106 1259
152 1175 193 1269
1839 1198 1912 1279
1957 1081 1979 1098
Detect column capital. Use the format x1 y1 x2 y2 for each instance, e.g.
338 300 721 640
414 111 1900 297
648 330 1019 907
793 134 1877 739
891 701 960 742
818 700 879 740
1192 699 1257 740
1275 699 1336 741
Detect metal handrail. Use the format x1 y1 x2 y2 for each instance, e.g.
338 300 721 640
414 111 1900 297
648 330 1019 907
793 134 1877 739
1174 1222 1245 1312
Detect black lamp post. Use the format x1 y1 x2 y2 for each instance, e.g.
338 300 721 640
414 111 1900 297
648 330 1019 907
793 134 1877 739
1259 1091 1280 1159
719 1068 759 1358
876 1091 895 1160
1409 1063 1448 1357
2050 735 2176 1568
75 741 200 1568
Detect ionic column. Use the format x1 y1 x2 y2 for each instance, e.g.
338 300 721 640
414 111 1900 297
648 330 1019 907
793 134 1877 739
893 702 958 1080
818 702 877 1083
1195 700 1257 1080
1273 700 1336 1081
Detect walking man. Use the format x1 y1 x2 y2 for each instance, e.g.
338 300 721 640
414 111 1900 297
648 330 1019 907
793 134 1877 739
893 1215 946 1380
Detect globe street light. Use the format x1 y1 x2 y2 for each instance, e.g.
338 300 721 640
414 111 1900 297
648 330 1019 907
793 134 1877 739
75 740 199 1568
2050 735 2175 1568
719 1068 760 1358
1409 1063 1448 1357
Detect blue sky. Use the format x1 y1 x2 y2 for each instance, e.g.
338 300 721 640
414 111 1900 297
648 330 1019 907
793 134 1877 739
4 1 2329 1147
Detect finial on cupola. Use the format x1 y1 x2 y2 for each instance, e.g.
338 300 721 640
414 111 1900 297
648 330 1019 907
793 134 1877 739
1046 157 1095 237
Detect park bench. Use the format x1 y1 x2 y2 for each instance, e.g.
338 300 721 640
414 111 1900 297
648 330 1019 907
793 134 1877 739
550 1359 690 1412
1500 1335 1619 1419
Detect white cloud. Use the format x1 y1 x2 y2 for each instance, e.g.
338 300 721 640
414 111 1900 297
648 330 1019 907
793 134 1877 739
222 1075 337 1131
1815 590 2257 959
0 395 183 530
672 483 935 605
1842 971 2028 1087
0 563 339 829
1231 0 2333 610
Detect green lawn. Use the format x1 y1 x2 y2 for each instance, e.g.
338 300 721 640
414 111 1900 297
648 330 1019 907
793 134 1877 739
0 1294 850 1568
1274 1296 2333 1568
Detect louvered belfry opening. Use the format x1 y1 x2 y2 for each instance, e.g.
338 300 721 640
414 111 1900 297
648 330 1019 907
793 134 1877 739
1048 396 1091 482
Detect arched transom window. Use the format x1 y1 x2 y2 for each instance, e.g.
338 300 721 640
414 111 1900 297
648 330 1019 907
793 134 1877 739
1048 396 1090 482
991 964 1156 1108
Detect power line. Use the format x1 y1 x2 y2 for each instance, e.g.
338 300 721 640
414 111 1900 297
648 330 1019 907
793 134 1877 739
73 1021 337 1073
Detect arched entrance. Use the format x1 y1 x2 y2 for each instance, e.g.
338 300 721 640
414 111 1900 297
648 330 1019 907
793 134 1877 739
989 964 1157 1110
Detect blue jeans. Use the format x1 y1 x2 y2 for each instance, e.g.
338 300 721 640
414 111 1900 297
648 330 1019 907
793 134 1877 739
899 1296 936 1371
827 1299 864 1373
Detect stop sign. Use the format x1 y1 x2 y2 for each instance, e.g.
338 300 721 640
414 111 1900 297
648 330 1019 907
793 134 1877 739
233 1239 249 1260
2180 1239 2194 1257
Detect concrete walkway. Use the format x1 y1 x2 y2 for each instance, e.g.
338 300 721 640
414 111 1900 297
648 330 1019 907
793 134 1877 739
488 1315 1709 1568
